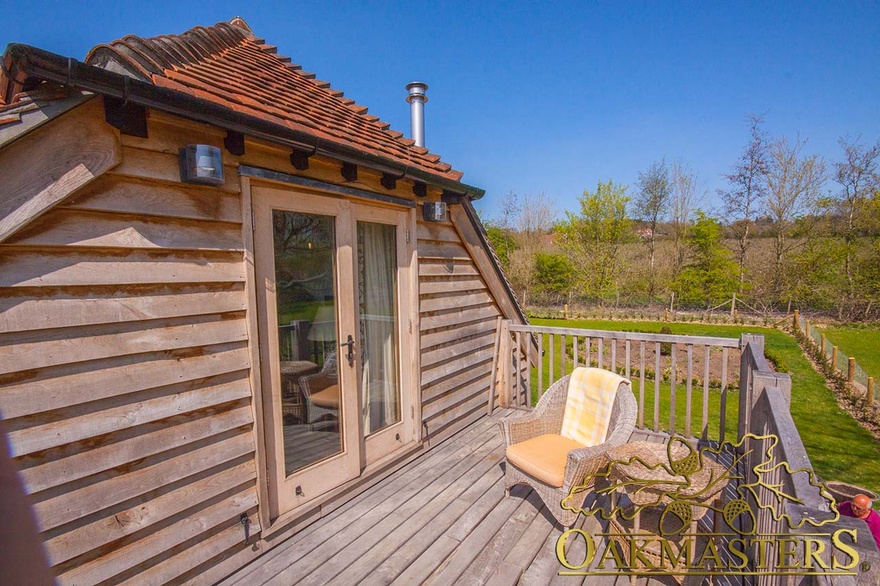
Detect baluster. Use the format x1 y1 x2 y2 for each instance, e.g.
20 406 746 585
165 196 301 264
561 334 567 376
654 342 661 433
598 338 604 369
639 341 646 429
586 338 591 367
549 333 555 384
538 333 544 397
720 347 729 444
670 343 678 434
685 344 693 438
702 345 710 440
515 331 522 406
573 335 579 368
625 339 631 380
526 331 532 407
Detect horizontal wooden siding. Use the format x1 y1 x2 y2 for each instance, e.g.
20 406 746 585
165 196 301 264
0 115 259 586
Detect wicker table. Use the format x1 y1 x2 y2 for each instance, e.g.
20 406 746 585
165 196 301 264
608 440 729 515
605 440 730 581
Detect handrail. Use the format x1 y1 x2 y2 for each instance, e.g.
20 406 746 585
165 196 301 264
507 323 741 348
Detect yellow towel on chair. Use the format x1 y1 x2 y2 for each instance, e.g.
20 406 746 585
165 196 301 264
560 367 630 447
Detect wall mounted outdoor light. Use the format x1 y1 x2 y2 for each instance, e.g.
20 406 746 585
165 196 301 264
423 201 447 222
180 144 224 185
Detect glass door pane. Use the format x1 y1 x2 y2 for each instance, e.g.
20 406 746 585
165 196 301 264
357 221 400 435
272 210 343 474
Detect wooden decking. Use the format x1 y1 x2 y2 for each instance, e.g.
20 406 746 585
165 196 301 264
218 412 746 586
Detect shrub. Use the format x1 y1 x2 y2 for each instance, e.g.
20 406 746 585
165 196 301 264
660 325 673 355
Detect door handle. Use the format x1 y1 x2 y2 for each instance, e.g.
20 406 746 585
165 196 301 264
340 335 355 367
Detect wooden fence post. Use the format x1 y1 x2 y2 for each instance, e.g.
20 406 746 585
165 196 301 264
793 309 800 332
832 346 838 371
868 377 875 405
848 357 856 384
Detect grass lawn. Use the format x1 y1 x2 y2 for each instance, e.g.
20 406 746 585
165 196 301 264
530 317 880 495
823 324 880 383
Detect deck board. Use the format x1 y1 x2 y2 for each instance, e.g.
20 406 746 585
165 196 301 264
216 414 746 585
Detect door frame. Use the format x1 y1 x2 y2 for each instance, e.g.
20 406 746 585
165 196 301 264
246 178 421 521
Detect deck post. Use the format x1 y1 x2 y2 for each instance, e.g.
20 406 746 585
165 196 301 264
498 320 511 408
488 316 503 415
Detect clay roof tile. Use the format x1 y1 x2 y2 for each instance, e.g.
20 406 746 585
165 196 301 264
82 18 462 182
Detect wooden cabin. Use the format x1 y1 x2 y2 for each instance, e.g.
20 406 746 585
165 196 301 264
0 18 528 584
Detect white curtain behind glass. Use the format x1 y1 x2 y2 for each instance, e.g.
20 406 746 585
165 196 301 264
357 222 399 434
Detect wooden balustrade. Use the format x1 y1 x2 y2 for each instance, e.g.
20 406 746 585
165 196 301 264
497 322 742 443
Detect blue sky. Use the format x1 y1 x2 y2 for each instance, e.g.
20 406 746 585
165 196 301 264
3 1 879 220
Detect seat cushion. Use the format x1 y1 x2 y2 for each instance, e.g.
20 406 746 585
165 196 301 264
506 433 586 487
309 384 339 409
561 367 629 447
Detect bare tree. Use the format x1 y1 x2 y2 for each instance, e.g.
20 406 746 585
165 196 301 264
508 192 556 307
834 136 880 293
669 160 704 277
633 159 670 298
763 135 826 299
517 191 556 235
720 114 768 292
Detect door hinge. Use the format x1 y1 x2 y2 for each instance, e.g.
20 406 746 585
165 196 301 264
405 228 410 243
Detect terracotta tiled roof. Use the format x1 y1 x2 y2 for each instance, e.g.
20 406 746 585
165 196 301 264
84 18 462 182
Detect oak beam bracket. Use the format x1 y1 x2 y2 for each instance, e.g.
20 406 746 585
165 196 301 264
290 148 312 171
341 162 358 182
441 190 464 205
381 172 404 190
103 96 147 138
224 131 245 156
412 182 428 198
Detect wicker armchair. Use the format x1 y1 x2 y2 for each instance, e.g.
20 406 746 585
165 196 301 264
298 351 339 429
499 371 637 527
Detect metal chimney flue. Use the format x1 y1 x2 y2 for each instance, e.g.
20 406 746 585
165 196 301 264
406 81 428 148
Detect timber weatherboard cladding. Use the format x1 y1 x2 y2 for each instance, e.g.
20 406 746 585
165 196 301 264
417 220 503 443
0 109 259 585
0 101 515 584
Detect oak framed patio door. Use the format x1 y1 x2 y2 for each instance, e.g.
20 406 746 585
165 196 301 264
253 184 415 519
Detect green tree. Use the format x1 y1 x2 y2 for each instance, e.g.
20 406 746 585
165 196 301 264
557 180 632 305
484 223 514 269
672 212 739 308
534 252 575 303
